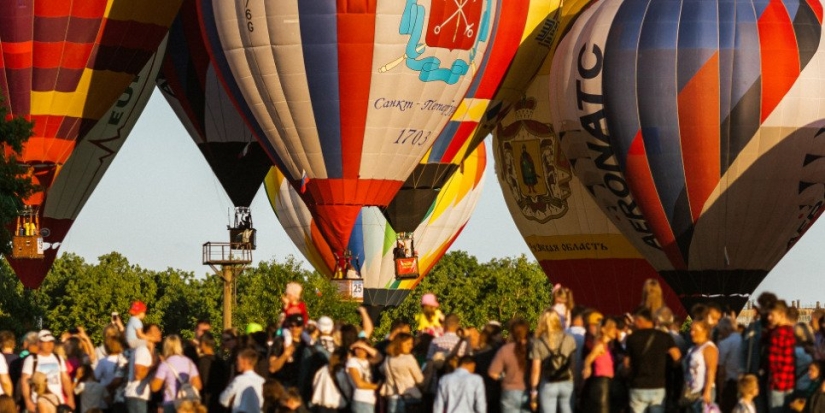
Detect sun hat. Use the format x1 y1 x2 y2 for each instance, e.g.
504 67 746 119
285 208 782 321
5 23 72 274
421 293 439 308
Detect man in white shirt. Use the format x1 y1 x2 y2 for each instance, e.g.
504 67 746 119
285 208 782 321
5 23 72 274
125 324 161 413
434 356 486 413
20 330 74 411
0 351 10 396
220 348 265 413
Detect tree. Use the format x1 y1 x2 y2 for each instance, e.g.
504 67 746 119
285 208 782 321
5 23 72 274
374 251 553 337
0 98 36 255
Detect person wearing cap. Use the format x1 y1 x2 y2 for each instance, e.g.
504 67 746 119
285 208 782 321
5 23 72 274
20 330 74 412
269 313 315 403
415 293 444 337
317 316 336 354
126 301 148 349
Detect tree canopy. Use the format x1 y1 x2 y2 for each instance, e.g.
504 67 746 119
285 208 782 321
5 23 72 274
0 250 553 342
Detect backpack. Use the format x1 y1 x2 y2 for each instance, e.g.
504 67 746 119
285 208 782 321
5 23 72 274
420 338 466 394
539 336 572 382
163 360 201 409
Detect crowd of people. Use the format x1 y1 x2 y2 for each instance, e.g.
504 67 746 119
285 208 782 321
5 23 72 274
0 279 824 413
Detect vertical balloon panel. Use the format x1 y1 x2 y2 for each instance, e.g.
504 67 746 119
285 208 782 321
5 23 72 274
550 0 825 310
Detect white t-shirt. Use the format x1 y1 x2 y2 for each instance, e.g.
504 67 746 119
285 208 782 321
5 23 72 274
22 353 67 403
346 357 376 404
124 346 152 400
0 355 7 395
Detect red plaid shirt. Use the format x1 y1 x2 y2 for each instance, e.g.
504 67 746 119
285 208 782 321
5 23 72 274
768 325 796 391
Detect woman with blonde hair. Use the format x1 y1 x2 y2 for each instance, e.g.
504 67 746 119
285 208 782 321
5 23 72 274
530 309 577 413
151 335 202 413
683 320 719 413
641 279 665 313
31 371 61 413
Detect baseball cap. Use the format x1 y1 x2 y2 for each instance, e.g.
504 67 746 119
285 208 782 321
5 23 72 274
245 323 264 334
37 330 55 342
587 311 604 326
129 301 147 315
318 316 334 335
421 293 439 308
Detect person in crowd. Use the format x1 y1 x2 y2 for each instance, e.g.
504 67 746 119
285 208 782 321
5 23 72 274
310 350 348 412
380 332 424 413
0 344 10 397
582 317 618 413
476 321 505 413
624 307 681 413
94 324 122 367
641 279 666 314
376 320 412 357
94 334 128 411
175 400 207 413
220 348 265 413
0 331 18 394
126 301 148 349
31 371 61 413
767 300 797 413
489 318 531 413
315 316 337 355
683 319 718 413
184 320 212 362
742 292 778 413
716 317 741 413
151 334 202 413
268 314 317 404
415 293 444 337
813 312 825 361
529 309 577 413
733 374 759 413
426 314 468 361
434 355 486 413
276 387 309 413
796 323 817 394
125 324 161 413
552 285 574 330
74 363 106 413
196 332 229 413
21 330 74 412
790 360 824 412
347 340 379 413
20 331 39 359
281 282 309 326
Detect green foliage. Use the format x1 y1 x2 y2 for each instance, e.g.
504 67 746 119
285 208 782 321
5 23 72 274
0 98 36 255
0 250 552 345
375 251 553 338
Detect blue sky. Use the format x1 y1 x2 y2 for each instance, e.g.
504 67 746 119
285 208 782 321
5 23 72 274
58 90 824 306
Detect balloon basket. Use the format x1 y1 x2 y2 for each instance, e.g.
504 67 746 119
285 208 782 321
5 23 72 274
11 235 44 259
333 278 364 302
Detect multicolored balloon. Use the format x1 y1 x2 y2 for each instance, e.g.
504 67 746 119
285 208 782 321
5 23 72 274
494 63 684 316
550 0 825 309
383 0 566 233
3 34 169 288
201 0 503 255
157 0 270 208
265 144 487 308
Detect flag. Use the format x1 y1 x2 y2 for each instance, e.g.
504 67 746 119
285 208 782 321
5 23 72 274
300 170 310 194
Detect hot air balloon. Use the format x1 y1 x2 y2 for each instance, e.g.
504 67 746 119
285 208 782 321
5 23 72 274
494 60 684 316
157 0 271 211
265 144 487 309
201 0 504 268
1 1 182 287
549 0 825 310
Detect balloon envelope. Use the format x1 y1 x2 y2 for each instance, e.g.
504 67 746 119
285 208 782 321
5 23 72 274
202 0 501 253
494 58 684 316
3 39 167 288
158 0 270 208
550 0 825 309
265 144 487 308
